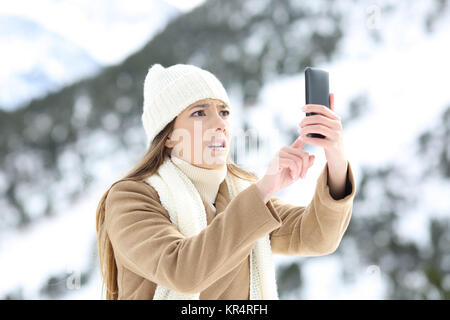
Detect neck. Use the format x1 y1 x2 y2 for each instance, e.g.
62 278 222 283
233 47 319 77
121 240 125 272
170 156 227 209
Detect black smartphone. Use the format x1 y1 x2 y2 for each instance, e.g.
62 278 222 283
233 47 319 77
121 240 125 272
304 67 330 139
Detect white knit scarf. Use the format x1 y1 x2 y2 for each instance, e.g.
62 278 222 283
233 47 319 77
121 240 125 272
145 156 279 300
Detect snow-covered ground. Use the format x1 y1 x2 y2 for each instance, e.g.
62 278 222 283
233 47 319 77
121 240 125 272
0 132 139 298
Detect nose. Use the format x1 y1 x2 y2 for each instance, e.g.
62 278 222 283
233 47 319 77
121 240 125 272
210 111 228 134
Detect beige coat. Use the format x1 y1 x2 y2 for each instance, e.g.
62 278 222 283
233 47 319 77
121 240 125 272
104 160 356 299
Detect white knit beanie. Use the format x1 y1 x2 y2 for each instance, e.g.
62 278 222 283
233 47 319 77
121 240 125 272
141 63 232 148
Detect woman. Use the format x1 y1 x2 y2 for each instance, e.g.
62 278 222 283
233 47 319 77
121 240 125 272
95 63 356 300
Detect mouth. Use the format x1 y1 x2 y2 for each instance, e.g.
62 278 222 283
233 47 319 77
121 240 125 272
208 138 226 149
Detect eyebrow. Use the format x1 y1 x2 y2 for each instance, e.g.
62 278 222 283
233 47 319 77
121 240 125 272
188 103 229 111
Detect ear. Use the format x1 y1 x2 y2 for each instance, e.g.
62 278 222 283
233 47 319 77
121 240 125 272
165 136 174 148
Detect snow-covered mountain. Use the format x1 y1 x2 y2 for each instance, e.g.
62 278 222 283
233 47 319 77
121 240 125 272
0 14 99 111
0 0 181 111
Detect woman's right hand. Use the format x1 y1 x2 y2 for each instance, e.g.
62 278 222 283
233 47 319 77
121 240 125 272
255 136 315 203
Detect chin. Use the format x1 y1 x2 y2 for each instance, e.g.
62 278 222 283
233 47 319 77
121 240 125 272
202 155 228 169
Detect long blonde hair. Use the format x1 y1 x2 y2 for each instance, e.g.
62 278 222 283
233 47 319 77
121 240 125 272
95 118 259 299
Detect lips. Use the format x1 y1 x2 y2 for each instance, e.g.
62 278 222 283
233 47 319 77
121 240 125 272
208 138 226 148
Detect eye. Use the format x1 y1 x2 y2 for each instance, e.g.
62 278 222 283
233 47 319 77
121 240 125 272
191 110 230 117
191 110 206 117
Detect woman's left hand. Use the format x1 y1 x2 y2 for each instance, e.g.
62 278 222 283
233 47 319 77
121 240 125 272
297 93 347 167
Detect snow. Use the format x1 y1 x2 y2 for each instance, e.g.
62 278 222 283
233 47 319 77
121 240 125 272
0 0 181 65
0 0 182 110
2 0 450 299
0 186 97 298
252 0 450 299
164 0 206 12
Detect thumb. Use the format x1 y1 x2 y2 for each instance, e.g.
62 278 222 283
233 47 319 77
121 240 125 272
291 135 306 149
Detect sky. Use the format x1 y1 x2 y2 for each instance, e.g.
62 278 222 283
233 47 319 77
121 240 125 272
0 0 204 65
164 0 206 11
0 0 206 110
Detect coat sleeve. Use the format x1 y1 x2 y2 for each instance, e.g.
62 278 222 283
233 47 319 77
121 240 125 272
104 179 282 295
267 160 356 256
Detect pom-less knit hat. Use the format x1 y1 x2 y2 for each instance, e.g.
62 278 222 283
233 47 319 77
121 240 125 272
141 63 231 148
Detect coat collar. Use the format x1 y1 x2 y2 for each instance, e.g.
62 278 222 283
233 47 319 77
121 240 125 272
201 179 231 225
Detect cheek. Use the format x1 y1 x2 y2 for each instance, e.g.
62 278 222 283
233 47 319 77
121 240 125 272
178 124 194 142
185 126 205 148
170 124 196 147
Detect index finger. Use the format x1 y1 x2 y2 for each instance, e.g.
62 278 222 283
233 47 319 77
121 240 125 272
303 104 340 120
291 135 306 149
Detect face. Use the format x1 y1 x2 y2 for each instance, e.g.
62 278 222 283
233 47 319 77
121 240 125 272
165 98 232 169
